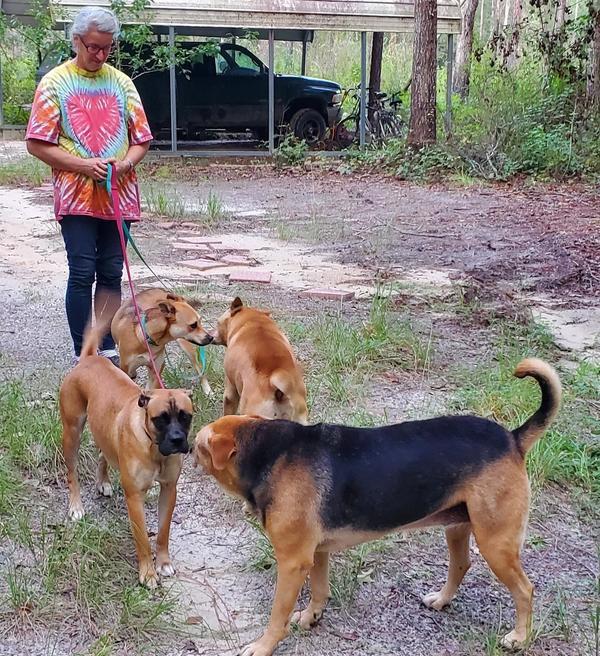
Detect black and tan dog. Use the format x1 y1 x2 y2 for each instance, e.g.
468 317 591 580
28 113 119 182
211 297 308 423
60 324 194 589
111 288 213 392
194 358 561 655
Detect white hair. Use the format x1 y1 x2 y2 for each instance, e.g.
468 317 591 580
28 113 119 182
70 6 120 44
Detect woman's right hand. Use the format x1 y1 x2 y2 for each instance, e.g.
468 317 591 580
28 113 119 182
79 158 109 181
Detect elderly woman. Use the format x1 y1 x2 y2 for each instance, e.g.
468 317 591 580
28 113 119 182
26 6 152 365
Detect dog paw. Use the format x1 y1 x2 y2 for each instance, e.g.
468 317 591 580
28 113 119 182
96 481 113 497
68 502 85 521
500 630 526 650
238 640 274 656
422 590 451 611
200 377 213 397
139 569 159 590
291 607 323 630
156 561 175 577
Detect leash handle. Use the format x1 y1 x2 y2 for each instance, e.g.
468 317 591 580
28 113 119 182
108 162 166 389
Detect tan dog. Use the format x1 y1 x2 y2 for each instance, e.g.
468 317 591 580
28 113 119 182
60 324 194 588
212 297 308 423
194 359 561 655
111 288 213 392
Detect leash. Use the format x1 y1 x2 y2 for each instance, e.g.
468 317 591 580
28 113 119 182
106 163 166 389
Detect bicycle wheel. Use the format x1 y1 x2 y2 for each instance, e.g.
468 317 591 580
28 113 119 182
333 115 359 149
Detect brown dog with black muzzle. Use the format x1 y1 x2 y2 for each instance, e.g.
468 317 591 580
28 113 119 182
212 297 308 423
194 358 561 655
111 288 213 392
60 324 194 589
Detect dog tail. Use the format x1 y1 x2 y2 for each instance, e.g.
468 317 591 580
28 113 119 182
79 318 112 360
512 358 562 455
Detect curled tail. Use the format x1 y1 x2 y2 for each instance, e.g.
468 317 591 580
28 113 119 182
512 358 562 455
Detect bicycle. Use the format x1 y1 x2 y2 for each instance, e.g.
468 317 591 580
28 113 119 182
331 86 405 148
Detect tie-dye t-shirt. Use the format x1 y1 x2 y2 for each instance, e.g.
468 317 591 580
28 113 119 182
26 60 152 221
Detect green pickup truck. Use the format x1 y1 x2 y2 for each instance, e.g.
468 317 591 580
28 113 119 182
37 42 343 145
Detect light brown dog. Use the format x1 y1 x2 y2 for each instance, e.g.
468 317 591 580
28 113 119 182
212 297 308 423
60 325 194 588
111 288 213 391
194 358 562 655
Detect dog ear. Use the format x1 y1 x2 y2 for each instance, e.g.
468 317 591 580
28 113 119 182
166 292 184 302
158 301 176 318
138 392 151 408
208 432 237 470
230 297 244 315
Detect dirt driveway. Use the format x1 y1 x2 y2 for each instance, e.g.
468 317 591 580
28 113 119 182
0 147 598 656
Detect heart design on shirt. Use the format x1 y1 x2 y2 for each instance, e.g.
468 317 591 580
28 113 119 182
66 91 123 156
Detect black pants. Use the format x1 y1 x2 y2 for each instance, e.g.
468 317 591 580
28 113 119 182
60 215 130 356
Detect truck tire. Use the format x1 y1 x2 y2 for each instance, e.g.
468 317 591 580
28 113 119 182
289 108 327 145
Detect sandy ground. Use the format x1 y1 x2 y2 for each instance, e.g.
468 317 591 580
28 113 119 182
0 144 598 656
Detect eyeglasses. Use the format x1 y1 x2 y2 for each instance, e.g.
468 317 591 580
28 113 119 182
78 36 114 56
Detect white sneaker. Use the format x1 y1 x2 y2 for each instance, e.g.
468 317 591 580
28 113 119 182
98 349 120 367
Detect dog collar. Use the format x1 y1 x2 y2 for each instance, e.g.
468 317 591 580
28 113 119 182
140 312 159 347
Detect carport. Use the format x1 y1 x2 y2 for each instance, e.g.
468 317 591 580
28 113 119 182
1 0 461 155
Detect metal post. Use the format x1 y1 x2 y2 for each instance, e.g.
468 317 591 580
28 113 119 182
301 39 307 75
359 31 367 149
168 26 177 152
445 33 454 137
268 29 275 154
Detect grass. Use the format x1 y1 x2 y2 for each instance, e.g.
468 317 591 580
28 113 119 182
302 286 433 409
451 321 600 509
0 157 50 187
141 183 225 227
142 184 188 218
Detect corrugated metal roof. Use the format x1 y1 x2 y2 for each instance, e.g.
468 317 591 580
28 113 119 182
3 0 461 33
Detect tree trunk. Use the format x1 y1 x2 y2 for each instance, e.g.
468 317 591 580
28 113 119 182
453 0 480 98
506 0 524 68
368 32 384 122
408 0 437 146
587 3 600 106
479 0 486 38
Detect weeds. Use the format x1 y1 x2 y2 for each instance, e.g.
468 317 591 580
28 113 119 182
273 135 308 168
0 158 50 187
142 185 188 218
203 189 224 226
305 286 432 405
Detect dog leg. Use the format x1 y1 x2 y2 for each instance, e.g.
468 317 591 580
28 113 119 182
177 339 213 397
124 489 158 589
292 551 330 629
62 414 86 521
95 454 113 497
422 523 472 610
475 532 533 649
223 377 240 416
240 553 314 656
155 481 177 577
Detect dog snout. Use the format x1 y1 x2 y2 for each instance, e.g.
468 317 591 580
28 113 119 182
199 333 213 346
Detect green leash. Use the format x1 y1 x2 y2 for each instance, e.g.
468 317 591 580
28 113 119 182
104 166 206 379
104 166 169 290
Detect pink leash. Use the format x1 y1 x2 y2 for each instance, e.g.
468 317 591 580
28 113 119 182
109 163 166 389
